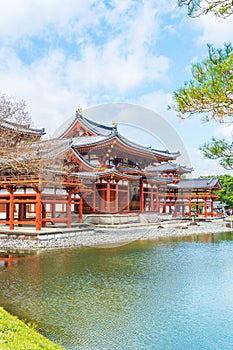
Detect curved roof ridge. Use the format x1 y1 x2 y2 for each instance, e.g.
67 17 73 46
116 132 180 159
77 112 114 132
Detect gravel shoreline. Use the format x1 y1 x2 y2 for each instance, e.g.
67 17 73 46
0 220 232 250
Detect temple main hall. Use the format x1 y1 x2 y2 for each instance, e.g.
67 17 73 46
0 111 221 230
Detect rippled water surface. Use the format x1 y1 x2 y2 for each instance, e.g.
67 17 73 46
1 232 233 349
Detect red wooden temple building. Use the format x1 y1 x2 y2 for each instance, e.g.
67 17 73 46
0 111 221 230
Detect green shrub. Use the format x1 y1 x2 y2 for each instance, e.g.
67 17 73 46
0 307 64 349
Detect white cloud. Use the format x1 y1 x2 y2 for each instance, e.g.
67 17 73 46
0 0 172 129
0 0 97 42
192 13 233 46
64 1 170 93
138 90 172 116
0 47 88 133
215 124 233 139
66 42 169 93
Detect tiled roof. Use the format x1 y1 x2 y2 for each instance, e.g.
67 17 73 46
40 139 72 159
1 120 45 135
168 177 220 189
71 133 179 160
145 162 192 173
147 176 173 183
53 112 180 160
70 171 97 179
71 135 111 147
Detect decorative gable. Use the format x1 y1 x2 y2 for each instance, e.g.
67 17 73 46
62 120 95 139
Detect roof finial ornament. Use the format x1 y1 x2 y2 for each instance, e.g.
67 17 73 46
75 107 83 118
113 122 118 135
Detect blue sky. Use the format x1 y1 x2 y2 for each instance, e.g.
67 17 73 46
0 0 232 176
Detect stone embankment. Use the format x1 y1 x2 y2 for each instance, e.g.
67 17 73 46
0 219 231 250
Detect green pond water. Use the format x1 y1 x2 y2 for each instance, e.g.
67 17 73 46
1 232 233 349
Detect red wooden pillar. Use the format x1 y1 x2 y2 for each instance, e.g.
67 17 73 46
6 203 10 222
52 188 56 218
189 200 192 217
115 181 119 213
35 190 42 231
169 198 172 214
204 197 207 217
126 181 130 212
67 191 72 228
140 179 144 212
106 180 111 213
150 186 154 211
42 203 46 228
9 190 15 230
51 204 56 219
18 203 26 227
155 187 160 212
79 197 83 223
92 183 96 212
182 202 185 216
99 186 105 212
174 199 177 217
211 200 214 217
196 191 199 216
162 199 166 213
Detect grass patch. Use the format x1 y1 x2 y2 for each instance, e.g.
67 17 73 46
0 307 64 349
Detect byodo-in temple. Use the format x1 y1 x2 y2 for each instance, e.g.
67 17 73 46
0 111 221 230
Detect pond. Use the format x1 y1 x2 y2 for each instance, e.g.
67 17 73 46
1 232 233 349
